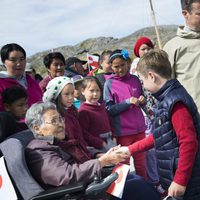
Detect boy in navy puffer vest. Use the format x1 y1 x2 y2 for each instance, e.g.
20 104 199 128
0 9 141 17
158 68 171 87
117 49 200 200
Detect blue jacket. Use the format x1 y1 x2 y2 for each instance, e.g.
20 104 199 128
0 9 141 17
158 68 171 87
152 79 200 199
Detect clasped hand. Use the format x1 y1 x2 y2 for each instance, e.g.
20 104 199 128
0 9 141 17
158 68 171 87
99 145 131 167
130 95 145 106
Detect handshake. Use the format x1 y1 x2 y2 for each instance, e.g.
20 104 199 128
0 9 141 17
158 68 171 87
98 145 131 168
114 146 131 155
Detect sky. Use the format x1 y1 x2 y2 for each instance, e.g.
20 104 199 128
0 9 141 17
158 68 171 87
0 0 184 57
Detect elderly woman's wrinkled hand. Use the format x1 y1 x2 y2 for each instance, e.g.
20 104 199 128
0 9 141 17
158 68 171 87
115 146 131 156
107 144 121 153
98 147 130 168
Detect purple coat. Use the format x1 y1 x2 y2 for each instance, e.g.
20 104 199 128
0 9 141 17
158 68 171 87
104 73 146 136
25 137 101 188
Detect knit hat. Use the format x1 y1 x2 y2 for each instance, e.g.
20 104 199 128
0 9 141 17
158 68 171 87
133 37 154 57
43 76 73 103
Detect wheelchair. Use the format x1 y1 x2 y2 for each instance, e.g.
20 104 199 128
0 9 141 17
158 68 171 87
0 129 118 200
0 112 162 200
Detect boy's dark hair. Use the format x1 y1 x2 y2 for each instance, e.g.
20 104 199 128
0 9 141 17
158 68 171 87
109 49 131 64
82 76 102 92
99 50 112 66
74 80 83 90
181 0 200 11
43 52 65 69
2 86 28 105
137 49 172 79
1 43 26 63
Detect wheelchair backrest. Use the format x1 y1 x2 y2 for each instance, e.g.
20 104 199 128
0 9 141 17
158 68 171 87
0 112 16 143
0 129 44 200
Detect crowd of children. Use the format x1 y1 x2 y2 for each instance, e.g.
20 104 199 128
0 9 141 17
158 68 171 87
1 43 199 198
1 2 200 197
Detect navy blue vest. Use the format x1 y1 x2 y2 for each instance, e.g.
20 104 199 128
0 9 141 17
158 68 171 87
152 79 200 199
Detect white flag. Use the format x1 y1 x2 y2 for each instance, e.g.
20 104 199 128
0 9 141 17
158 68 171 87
0 157 17 200
87 53 99 70
107 164 130 199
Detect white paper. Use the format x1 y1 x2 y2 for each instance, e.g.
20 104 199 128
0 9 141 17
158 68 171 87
0 157 17 200
107 164 130 199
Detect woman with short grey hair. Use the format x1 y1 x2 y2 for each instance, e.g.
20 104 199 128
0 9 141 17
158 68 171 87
25 102 56 135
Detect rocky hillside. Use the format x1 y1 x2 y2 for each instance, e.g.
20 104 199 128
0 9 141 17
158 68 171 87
27 25 178 75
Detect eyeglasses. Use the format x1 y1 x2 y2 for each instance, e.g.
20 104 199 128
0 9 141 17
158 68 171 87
7 57 26 63
43 116 64 126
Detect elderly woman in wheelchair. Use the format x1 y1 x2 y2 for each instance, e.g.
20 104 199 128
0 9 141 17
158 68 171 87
1 101 158 200
25 101 128 189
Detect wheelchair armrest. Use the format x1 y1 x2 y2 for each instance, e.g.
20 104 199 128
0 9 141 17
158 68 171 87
30 182 86 200
85 172 119 196
30 172 118 199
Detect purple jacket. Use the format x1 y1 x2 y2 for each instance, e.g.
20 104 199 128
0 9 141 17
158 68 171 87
0 74 42 111
104 73 146 136
25 137 101 189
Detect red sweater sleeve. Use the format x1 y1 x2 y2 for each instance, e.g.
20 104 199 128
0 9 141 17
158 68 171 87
128 102 198 187
171 102 198 186
128 134 154 154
